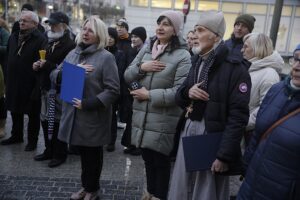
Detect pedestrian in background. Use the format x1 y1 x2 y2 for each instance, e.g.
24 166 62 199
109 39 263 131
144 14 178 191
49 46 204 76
51 16 119 200
241 33 284 145
0 18 9 138
168 11 251 200
1 11 47 151
122 26 147 156
32 12 76 167
105 27 126 152
225 14 256 63
125 10 191 200
237 44 300 200
186 30 194 55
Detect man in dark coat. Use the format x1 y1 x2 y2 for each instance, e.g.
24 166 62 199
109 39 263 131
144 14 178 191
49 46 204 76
1 11 47 151
225 14 255 63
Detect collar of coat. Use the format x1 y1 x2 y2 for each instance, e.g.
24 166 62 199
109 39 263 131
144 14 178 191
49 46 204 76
75 43 102 55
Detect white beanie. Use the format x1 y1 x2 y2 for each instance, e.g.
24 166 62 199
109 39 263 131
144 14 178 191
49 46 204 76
196 10 226 38
158 10 183 36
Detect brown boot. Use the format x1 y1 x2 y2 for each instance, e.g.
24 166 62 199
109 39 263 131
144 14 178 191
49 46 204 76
141 190 152 200
70 188 86 200
0 119 6 138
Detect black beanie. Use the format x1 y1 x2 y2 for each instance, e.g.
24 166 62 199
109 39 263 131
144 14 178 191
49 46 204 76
108 27 118 43
131 26 147 43
234 14 256 32
21 3 34 11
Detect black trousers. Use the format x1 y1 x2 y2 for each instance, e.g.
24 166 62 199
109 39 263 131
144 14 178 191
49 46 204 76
41 120 67 160
0 97 7 119
109 103 118 145
141 148 171 200
77 146 103 192
11 112 40 144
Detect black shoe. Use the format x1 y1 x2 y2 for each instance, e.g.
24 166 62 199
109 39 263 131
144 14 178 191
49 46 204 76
123 146 135 154
106 144 115 152
24 143 37 151
1 137 23 145
34 152 52 161
130 148 142 156
48 159 66 168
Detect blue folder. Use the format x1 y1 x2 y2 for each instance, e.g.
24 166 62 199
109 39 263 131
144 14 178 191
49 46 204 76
182 132 223 172
60 61 85 104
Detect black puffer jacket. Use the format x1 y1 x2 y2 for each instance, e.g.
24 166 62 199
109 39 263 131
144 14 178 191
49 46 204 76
175 43 251 163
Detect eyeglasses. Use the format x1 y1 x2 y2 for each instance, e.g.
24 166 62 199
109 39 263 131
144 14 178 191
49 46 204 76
19 19 33 24
289 56 300 65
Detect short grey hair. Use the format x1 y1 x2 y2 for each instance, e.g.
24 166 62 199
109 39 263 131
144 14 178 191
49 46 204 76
21 10 39 24
243 33 273 59
76 16 108 49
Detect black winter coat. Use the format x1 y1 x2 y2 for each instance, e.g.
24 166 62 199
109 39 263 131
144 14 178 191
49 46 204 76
175 43 251 164
38 31 76 91
6 29 47 114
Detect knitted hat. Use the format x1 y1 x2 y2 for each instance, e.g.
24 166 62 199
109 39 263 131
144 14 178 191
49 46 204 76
131 26 147 43
158 10 183 36
196 10 225 38
21 3 34 11
234 14 256 33
294 44 300 55
108 27 118 43
116 18 129 31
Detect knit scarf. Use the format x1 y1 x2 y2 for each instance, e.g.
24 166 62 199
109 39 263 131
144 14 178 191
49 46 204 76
151 40 168 60
18 28 35 46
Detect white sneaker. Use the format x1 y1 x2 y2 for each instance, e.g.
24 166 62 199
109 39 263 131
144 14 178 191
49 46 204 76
117 122 126 129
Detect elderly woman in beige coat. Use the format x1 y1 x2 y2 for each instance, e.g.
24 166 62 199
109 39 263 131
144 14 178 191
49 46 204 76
51 16 120 200
241 33 284 145
124 10 191 200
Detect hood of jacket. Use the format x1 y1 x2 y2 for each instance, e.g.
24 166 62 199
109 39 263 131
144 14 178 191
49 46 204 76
249 51 284 73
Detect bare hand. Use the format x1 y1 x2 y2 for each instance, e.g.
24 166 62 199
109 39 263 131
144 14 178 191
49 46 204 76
72 98 82 109
211 159 229 174
78 62 94 74
188 82 209 101
32 60 46 71
130 87 149 101
140 61 166 72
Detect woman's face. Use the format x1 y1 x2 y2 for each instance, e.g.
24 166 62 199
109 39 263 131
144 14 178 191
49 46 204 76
241 39 255 60
82 21 98 45
108 35 115 47
291 50 300 87
156 17 175 44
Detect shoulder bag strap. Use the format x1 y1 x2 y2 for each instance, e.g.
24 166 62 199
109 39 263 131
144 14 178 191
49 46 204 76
259 107 300 143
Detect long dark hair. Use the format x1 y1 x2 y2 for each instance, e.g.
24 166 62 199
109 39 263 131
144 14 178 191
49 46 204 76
150 16 180 53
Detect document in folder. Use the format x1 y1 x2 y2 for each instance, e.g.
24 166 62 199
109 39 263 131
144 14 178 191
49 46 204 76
182 132 223 172
60 61 85 104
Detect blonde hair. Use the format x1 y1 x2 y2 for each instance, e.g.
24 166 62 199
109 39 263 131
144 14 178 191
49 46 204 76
76 16 108 49
243 33 273 59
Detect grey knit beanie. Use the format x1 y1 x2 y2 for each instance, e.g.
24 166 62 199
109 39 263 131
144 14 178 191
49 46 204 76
196 10 226 38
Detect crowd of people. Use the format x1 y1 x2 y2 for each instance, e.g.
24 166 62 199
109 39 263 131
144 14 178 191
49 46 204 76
0 3 299 200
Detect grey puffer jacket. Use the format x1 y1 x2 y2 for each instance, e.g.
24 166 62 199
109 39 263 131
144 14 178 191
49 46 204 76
124 37 191 155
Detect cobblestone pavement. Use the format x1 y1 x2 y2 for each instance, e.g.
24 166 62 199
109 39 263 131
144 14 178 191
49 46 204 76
0 114 242 200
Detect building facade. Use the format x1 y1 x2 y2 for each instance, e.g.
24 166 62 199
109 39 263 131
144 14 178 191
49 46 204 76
125 0 300 56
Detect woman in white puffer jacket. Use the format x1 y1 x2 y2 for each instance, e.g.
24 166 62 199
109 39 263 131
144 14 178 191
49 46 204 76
241 33 284 143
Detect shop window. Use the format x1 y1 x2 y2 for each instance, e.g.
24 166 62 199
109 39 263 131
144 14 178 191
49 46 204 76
270 5 292 16
198 1 219 11
289 17 300 53
222 2 242 13
152 0 172 8
130 0 148 7
246 4 267 15
175 0 195 11
295 6 300 17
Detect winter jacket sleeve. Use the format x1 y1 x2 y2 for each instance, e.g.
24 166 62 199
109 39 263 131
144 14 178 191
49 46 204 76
124 45 147 84
149 51 191 107
0 28 9 54
216 65 251 162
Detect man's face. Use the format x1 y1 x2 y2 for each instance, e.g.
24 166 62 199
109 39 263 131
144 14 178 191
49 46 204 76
233 22 250 39
131 34 143 48
49 23 64 33
187 32 194 49
19 13 37 30
116 25 127 37
291 50 300 87
194 25 217 54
